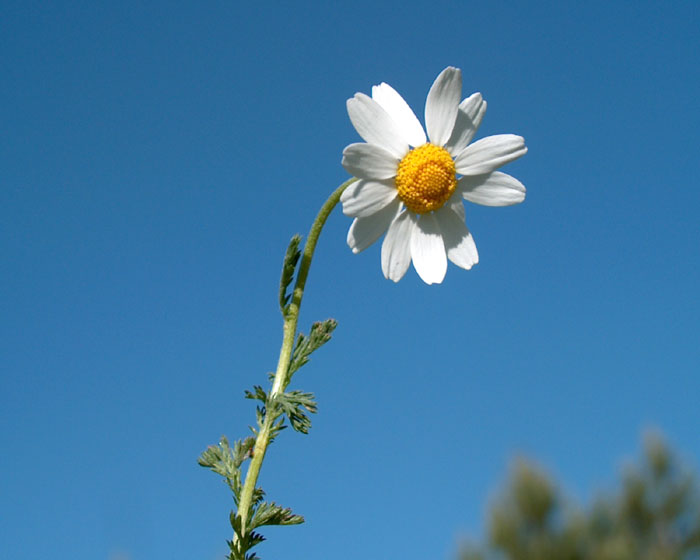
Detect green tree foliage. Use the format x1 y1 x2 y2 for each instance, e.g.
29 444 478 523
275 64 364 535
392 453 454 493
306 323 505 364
461 433 700 560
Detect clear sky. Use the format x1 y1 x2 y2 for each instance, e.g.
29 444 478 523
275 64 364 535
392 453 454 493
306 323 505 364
2 1 699 559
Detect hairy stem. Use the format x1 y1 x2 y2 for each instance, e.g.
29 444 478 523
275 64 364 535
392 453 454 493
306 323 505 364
236 177 357 538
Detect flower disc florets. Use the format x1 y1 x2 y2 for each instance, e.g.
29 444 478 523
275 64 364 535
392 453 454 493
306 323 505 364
395 143 457 214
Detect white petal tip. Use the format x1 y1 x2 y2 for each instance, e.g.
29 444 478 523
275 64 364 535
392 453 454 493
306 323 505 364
383 270 403 282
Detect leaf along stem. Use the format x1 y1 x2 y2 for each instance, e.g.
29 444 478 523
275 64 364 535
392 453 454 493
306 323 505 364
236 177 357 539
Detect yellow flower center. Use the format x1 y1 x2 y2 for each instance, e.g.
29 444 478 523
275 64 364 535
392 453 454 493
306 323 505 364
395 143 457 214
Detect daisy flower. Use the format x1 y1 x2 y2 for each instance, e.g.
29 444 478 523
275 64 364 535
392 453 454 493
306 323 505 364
341 67 527 284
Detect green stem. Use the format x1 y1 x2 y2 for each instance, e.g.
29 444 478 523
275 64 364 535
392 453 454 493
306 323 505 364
236 177 357 539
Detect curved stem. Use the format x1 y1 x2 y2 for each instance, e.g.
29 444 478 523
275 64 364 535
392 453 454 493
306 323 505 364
236 177 357 537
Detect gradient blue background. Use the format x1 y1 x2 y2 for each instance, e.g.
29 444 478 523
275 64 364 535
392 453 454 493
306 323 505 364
2 2 699 559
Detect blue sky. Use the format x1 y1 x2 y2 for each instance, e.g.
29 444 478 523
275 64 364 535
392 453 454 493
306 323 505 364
2 1 699 559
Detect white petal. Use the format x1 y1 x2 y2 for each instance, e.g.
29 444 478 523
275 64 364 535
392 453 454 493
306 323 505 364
347 93 409 158
342 143 399 180
446 193 465 222
347 199 401 254
425 67 462 147
445 93 487 156
371 82 427 147
381 210 416 282
436 205 479 270
459 171 526 206
410 213 447 285
455 134 527 176
341 179 398 217
460 92 487 124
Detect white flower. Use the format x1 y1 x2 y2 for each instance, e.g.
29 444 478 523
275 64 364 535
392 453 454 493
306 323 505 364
341 67 527 284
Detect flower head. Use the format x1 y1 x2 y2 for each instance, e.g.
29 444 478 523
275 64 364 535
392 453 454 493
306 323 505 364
341 67 527 284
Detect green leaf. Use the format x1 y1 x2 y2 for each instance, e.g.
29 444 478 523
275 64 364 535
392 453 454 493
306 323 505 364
232 437 256 469
253 406 265 432
250 501 305 529
288 319 337 378
267 416 287 443
226 489 298 560
247 531 266 548
244 385 268 404
199 437 234 477
198 435 255 473
252 486 266 509
198 436 255 502
279 234 302 316
274 390 317 434
245 386 269 430
229 512 267 560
